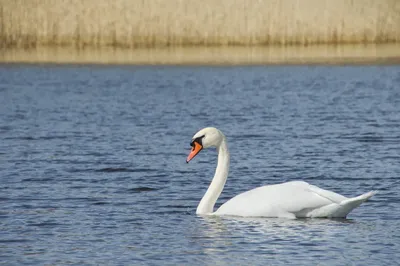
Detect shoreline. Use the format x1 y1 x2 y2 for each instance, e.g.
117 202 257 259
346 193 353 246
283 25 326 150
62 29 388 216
1 44 400 66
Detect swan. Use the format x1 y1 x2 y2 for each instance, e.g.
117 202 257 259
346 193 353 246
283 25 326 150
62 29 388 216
186 127 376 218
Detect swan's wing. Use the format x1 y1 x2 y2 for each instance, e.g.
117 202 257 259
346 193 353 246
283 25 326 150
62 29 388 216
306 183 348 203
215 181 348 217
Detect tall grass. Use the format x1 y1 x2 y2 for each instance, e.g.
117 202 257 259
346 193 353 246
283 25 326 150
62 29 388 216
1 0 399 48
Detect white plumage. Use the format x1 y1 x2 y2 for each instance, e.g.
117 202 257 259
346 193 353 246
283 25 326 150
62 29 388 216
187 127 376 219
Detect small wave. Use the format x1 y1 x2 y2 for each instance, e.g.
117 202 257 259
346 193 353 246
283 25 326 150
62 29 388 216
4 136 35 140
306 176 378 182
175 170 193 174
3 135 69 141
0 125 12 132
122 218 143 224
161 204 192 209
95 167 158 173
64 167 95 173
27 222 60 227
147 173 168 178
67 167 158 173
83 152 112 157
22 177 54 182
92 201 109 205
38 135 69 140
58 197 104 202
124 146 140 151
150 210 192 215
0 239 32 243
127 187 160 193
238 134 266 139
340 134 399 144
356 136 384 143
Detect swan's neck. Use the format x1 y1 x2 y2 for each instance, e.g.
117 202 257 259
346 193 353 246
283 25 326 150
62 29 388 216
196 138 229 215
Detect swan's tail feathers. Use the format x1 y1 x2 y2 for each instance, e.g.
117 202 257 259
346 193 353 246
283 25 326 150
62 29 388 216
330 191 378 218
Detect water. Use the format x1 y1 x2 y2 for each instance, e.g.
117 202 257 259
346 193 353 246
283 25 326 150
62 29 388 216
0 64 399 265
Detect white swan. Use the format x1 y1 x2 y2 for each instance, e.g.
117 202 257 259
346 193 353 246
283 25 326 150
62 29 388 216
186 127 376 218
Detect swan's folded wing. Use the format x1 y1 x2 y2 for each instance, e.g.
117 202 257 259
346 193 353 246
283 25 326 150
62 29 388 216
215 181 344 217
306 184 348 203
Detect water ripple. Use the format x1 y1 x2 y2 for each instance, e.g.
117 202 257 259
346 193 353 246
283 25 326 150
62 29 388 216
1 64 399 266
126 187 160 193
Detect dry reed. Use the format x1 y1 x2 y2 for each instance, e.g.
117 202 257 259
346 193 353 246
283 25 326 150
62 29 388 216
1 0 400 48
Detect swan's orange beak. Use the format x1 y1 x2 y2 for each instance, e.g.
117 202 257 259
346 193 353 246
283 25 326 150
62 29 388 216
186 142 203 163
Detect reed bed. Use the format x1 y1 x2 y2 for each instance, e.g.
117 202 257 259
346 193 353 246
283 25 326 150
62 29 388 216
1 0 400 48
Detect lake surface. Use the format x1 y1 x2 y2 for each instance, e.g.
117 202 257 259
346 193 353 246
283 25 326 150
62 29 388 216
0 64 399 265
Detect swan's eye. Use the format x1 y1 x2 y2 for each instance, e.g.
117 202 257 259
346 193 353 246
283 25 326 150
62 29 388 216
190 135 205 147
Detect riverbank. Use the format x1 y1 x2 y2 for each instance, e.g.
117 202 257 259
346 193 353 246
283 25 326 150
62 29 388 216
1 44 400 65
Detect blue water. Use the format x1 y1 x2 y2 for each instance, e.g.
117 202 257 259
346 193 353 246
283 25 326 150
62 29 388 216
0 64 400 265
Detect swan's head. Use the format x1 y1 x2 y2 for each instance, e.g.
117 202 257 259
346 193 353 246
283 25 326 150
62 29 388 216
186 127 224 163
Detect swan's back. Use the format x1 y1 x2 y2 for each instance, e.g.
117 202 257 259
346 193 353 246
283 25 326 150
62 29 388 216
214 181 350 218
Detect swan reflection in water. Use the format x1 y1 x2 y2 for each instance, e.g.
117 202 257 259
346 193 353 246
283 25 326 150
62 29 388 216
198 215 355 241
191 215 360 263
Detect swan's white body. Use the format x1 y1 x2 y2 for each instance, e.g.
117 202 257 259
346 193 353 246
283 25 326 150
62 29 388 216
187 127 376 219
214 181 376 218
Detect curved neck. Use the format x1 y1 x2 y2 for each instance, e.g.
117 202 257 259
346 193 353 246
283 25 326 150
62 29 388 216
196 138 229 215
